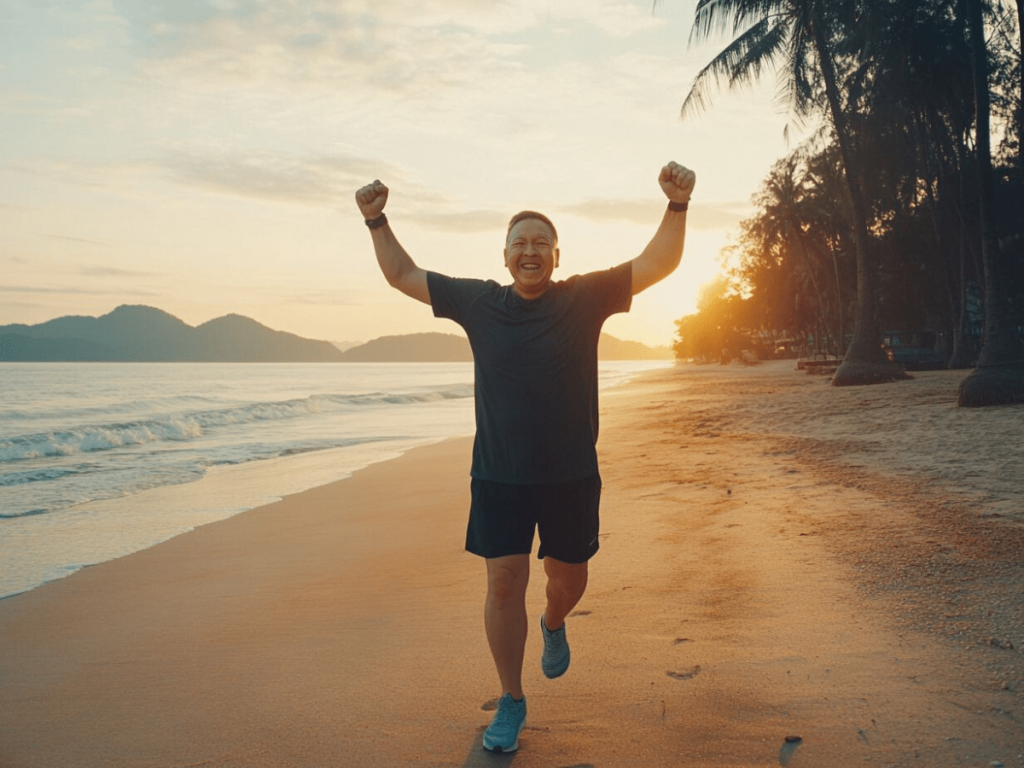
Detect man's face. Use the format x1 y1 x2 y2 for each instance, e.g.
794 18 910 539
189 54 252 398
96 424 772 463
504 218 559 300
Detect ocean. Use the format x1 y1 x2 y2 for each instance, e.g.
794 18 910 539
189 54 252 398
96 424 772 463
0 360 671 599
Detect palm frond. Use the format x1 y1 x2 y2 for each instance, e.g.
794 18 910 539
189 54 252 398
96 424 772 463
681 18 782 118
690 0 779 45
730 0 787 37
727 18 789 89
690 0 739 44
787 27 819 118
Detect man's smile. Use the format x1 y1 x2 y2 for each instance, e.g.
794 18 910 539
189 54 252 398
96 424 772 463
504 216 560 298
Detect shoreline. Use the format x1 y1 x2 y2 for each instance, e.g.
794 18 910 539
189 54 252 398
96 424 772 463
0 434 466 600
2 360 1021 767
2 359 669 600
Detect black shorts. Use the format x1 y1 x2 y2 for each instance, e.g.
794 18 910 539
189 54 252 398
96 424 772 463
466 474 602 563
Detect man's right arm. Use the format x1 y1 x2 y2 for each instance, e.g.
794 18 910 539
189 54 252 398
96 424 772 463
355 180 431 305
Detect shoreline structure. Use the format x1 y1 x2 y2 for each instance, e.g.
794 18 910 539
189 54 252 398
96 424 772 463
1 360 1021 767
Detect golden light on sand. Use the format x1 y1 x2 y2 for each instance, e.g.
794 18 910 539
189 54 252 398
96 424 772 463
4 362 1021 765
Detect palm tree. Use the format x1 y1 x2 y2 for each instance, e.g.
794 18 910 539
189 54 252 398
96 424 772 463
675 0 908 384
747 154 842 354
957 0 1024 405
1008 0 1022 169
855 0 979 368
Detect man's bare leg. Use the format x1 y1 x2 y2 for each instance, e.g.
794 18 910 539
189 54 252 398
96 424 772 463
543 557 588 631
484 554 531 699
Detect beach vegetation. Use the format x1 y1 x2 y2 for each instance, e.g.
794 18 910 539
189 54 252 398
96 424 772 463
672 275 749 363
667 0 1023 401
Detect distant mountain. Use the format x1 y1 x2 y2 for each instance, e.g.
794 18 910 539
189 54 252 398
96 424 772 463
338 332 473 362
1 306 673 362
598 334 673 361
0 305 345 362
337 331 672 361
191 314 344 362
331 340 362 352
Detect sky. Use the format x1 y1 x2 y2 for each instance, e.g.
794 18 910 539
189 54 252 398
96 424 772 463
1 0 796 348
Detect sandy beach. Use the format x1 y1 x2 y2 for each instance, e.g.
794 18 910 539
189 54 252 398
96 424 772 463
1 360 1022 767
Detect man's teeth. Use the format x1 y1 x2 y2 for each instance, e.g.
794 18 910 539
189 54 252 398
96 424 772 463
522 264 541 270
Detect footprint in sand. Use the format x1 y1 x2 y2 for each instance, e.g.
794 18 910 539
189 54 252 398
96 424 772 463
666 665 701 680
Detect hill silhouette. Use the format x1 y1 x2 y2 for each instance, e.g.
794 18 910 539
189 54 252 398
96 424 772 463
0 306 344 362
329 332 671 361
1 306 673 362
338 333 474 362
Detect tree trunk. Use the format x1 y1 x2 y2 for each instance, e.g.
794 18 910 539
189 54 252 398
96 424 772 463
787 220 837 355
947 206 976 368
948 133 976 369
830 246 845 356
957 0 1024 405
1017 0 1023 173
807 9 908 385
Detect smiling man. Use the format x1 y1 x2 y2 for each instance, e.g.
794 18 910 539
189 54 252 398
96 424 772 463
355 162 696 753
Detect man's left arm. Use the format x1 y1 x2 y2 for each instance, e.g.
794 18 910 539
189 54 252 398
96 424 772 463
631 161 697 295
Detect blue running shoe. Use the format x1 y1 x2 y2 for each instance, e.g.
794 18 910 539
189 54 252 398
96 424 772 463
540 614 570 679
482 693 527 753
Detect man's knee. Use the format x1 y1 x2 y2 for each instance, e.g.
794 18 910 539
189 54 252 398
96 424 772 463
486 556 530 606
545 558 588 596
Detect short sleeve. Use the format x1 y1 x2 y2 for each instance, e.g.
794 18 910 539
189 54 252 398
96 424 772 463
427 272 496 324
577 261 633 320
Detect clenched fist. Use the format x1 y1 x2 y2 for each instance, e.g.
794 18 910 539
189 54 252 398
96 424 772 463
355 179 389 220
659 162 696 204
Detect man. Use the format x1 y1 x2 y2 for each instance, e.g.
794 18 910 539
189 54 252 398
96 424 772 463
355 162 695 753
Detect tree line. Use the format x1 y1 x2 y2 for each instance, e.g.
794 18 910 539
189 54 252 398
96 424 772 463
667 0 1022 405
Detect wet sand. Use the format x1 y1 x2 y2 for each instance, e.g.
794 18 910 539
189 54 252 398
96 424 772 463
1 360 1021 767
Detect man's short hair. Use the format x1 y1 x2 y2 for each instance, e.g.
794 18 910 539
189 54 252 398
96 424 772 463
506 210 558 245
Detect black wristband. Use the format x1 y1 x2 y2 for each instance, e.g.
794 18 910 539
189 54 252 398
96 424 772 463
365 212 388 229
668 200 689 212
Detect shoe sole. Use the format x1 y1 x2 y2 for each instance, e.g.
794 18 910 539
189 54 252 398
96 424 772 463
482 739 519 754
543 662 569 679
482 709 525 753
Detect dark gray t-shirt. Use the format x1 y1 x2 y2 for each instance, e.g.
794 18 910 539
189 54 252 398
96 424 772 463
427 262 632 484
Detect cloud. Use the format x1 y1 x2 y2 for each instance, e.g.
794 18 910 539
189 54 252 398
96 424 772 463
126 0 527 105
558 198 668 225
407 209 508 235
0 89 49 116
154 151 509 231
283 289 365 307
688 201 755 231
565 1 666 37
559 197 753 230
5 158 151 191
10 145 499 224
0 284 153 296
156 151 397 206
8 153 375 210
115 0 667 112
47 234 110 247
79 265 155 278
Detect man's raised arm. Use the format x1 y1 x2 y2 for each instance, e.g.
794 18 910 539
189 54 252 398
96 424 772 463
355 180 431 305
630 161 697 295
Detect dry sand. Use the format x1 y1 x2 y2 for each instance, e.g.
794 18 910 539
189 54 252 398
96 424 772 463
1 360 1021 767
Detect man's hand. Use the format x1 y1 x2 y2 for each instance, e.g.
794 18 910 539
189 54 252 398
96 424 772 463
658 161 696 203
631 162 695 295
355 178 430 304
355 179 389 220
